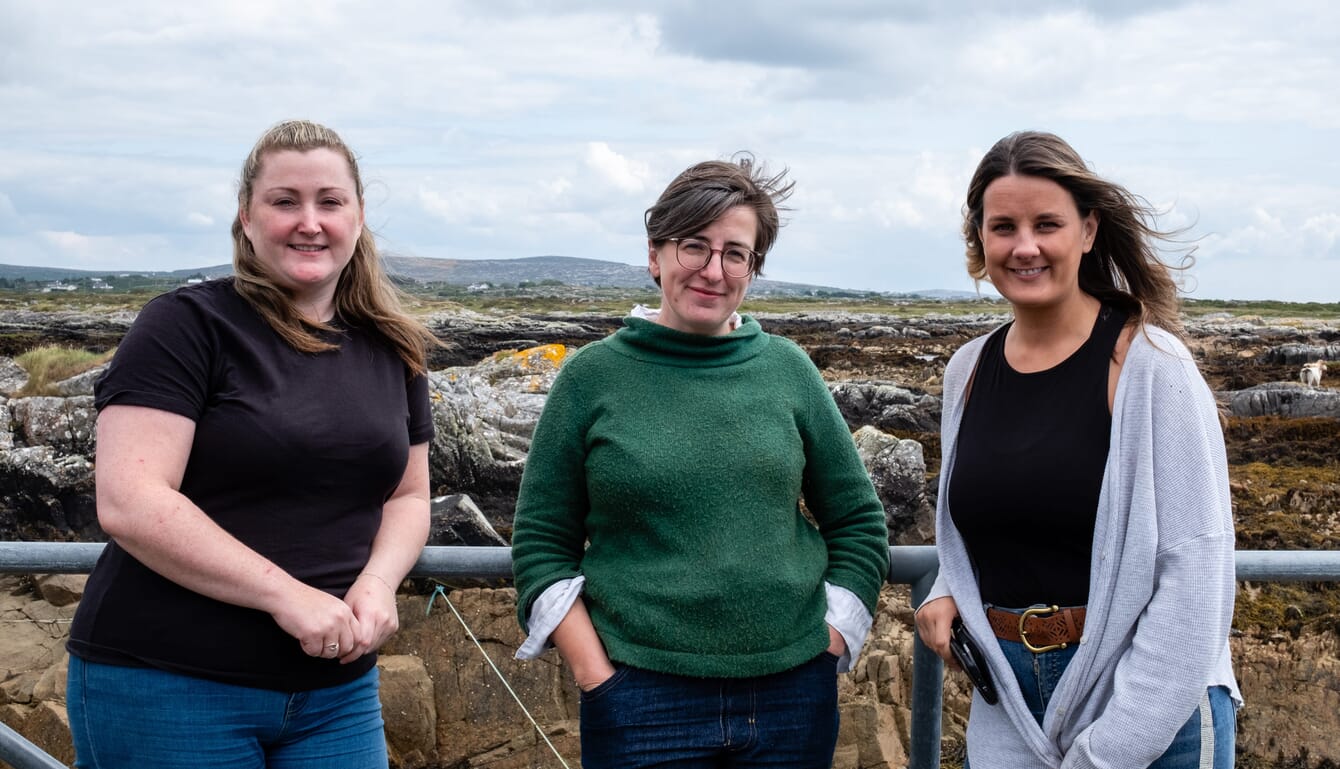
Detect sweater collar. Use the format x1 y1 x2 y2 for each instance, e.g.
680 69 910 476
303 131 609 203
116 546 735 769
608 315 770 367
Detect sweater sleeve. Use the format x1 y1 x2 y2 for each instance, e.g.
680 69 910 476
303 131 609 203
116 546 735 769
510 361 594 631
794 346 890 615
1062 344 1237 769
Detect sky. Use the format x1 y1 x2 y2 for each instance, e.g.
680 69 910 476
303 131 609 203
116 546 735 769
1 1 1337 301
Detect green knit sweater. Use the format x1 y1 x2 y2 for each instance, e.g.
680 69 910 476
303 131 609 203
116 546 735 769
512 316 889 678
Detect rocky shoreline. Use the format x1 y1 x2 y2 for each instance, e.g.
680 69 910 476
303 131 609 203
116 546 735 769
1 306 1338 768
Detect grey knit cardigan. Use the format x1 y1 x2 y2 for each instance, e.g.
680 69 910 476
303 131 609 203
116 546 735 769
923 324 1241 769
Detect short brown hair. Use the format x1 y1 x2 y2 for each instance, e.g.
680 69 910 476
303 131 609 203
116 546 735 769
645 153 795 281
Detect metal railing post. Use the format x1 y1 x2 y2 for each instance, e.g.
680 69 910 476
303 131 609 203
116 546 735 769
905 550 943 769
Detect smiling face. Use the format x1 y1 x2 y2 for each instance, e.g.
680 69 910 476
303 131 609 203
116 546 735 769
648 205 757 336
239 148 364 319
979 174 1098 314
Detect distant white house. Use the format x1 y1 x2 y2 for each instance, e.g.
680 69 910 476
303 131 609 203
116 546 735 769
467 282 492 292
90 278 114 290
186 278 204 284
42 281 78 293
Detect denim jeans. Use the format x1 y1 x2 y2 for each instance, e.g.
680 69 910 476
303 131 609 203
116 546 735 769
67 656 387 769
994 636 1236 768
578 651 840 768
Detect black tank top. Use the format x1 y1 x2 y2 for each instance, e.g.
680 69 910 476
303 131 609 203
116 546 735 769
948 305 1128 607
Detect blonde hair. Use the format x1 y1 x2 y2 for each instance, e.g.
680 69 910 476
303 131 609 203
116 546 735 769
962 131 1189 339
231 120 437 374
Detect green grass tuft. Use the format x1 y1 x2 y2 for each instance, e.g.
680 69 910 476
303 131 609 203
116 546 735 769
12 345 115 397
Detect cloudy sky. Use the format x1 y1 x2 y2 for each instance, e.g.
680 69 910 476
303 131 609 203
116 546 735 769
1 1 1336 300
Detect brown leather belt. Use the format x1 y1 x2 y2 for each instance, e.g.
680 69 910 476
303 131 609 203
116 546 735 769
987 606 1086 653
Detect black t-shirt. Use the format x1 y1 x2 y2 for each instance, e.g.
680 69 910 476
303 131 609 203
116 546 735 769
68 278 433 692
948 305 1127 608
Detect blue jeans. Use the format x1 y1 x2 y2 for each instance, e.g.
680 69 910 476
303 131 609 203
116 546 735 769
995 637 1236 768
67 656 388 769
579 652 840 768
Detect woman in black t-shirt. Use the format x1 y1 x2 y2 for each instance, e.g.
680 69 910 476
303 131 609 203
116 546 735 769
66 120 440 768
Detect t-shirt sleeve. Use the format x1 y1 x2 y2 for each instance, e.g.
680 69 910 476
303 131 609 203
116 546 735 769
93 292 215 421
407 371 434 445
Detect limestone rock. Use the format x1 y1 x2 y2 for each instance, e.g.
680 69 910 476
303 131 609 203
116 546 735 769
54 366 106 397
1224 383 1340 418
831 381 941 433
0 357 28 396
9 396 97 456
426 346 562 504
1260 343 1340 366
378 654 437 767
853 426 934 545
0 446 98 540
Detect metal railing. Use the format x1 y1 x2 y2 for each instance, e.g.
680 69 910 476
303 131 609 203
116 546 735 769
2 543 1339 769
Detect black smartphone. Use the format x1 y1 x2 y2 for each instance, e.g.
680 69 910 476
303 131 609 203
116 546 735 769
950 617 998 705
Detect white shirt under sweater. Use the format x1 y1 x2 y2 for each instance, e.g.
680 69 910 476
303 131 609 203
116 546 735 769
923 324 1241 769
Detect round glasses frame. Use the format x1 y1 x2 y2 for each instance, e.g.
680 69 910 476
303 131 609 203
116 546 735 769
667 237 758 279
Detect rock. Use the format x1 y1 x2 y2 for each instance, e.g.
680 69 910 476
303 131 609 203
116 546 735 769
1232 632 1340 766
54 366 106 397
429 494 507 547
386 588 583 769
32 650 67 704
33 574 86 607
0 356 29 395
0 446 98 540
830 381 941 433
378 654 436 766
426 346 563 509
0 576 76 691
0 400 13 451
1260 343 1340 366
16 700 74 766
9 396 97 456
1223 384 1340 418
853 426 934 545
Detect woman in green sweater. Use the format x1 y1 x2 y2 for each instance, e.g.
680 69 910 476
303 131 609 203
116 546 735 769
511 155 890 768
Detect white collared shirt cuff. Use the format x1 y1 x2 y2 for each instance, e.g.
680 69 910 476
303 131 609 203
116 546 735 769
825 582 874 673
515 576 585 659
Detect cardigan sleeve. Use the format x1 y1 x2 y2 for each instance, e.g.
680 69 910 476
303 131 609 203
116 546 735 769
510 361 594 631
1062 342 1237 769
794 346 890 615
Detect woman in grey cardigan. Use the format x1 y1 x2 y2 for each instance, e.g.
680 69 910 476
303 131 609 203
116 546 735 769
915 131 1240 768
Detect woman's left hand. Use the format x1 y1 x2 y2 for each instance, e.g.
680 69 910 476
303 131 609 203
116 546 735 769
827 624 848 657
340 573 401 663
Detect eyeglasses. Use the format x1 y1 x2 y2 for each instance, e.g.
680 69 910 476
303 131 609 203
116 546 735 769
668 237 758 279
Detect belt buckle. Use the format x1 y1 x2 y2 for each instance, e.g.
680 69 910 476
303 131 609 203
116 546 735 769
1019 605 1065 653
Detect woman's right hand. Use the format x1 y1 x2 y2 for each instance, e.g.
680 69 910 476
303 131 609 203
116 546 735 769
270 582 361 660
914 595 960 667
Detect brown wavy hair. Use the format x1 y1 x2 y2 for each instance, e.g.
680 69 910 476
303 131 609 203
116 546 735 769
231 120 438 374
962 131 1189 339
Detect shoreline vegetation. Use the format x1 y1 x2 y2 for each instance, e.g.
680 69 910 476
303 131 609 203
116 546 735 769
3 282 1340 320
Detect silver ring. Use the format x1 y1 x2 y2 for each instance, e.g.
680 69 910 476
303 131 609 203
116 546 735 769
326 643 339 653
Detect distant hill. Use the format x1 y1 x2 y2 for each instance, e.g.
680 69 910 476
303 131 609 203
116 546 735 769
0 256 981 300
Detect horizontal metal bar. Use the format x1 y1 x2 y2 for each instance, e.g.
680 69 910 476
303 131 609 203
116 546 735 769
4 542 1338 583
